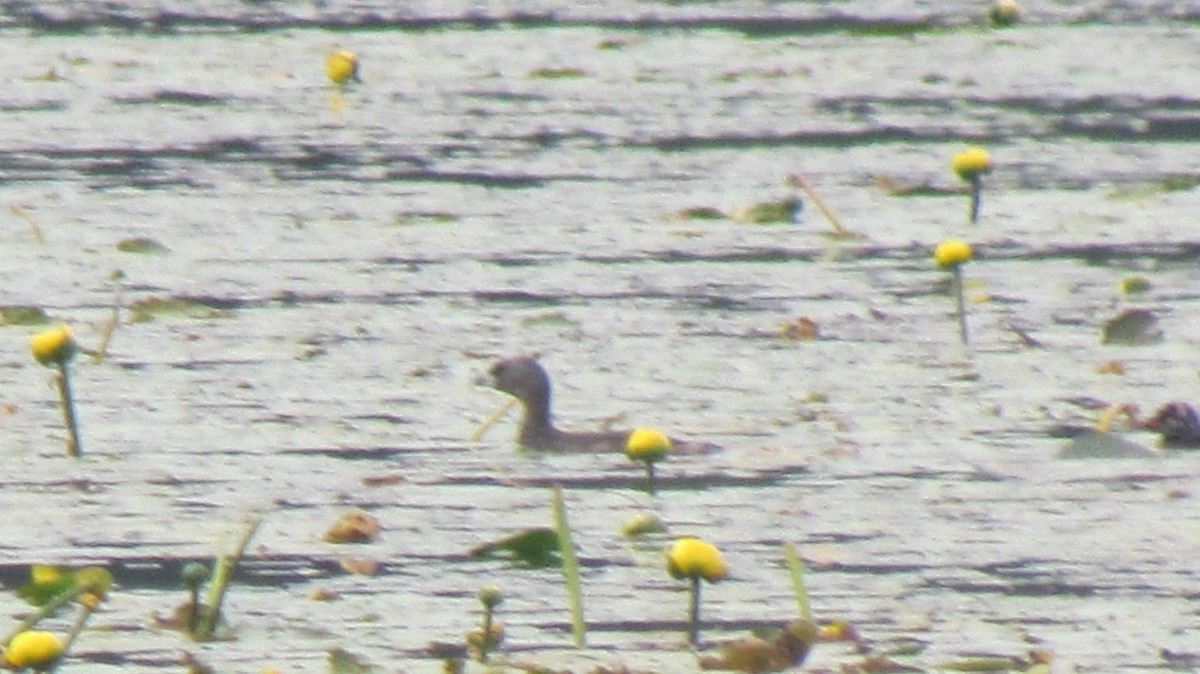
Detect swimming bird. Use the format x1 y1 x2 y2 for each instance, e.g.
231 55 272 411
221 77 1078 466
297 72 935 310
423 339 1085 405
486 355 718 454
1138 402 1200 448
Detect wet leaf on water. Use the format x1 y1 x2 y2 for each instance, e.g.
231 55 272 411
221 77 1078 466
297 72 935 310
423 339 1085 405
699 620 817 673
1159 174 1200 192
1101 308 1163 345
1118 275 1152 294
339 557 381 576
529 67 588 79
521 311 580 328
328 647 374 674
1096 360 1126 375
324 510 381 544
392 211 460 225
116 236 169 254
780 316 819 341
875 174 961 196
732 197 803 224
672 206 727 221
469 527 561 567
0 305 49 326
128 296 236 323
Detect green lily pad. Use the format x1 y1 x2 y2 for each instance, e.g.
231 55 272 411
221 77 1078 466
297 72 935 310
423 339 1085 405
129 296 237 323
0 305 49 326
116 237 169 254
469 528 561 567
1101 308 1162 345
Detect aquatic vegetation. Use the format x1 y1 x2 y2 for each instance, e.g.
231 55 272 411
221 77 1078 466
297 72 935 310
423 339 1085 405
469 528 560 567
529 67 589 79
157 516 262 641
4 630 63 672
551 487 586 647
5 566 111 672
114 237 168 254
621 512 667 537
1118 275 1152 295
667 537 727 645
468 586 505 662
987 0 1023 28
951 147 992 224
780 316 819 341
933 240 973 345
1101 308 1162 345
29 325 82 457
786 173 856 238
0 305 49 326
128 295 236 323
324 509 381 543
698 620 817 673
625 428 670 494
732 196 802 224
326 49 360 85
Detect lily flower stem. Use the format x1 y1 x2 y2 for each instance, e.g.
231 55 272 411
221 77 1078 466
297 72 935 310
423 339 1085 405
968 176 982 224
56 363 81 458
48 599 98 674
952 265 969 346
687 576 702 646
645 462 657 496
187 583 200 634
479 608 494 663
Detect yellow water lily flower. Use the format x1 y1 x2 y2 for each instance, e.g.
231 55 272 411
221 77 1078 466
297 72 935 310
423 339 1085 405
625 427 671 463
667 537 728 583
326 49 360 85
30 325 77 367
951 147 992 182
933 240 973 269
4 631 63 671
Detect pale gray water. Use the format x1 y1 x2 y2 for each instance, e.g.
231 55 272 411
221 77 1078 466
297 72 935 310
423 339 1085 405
1 1 1199 672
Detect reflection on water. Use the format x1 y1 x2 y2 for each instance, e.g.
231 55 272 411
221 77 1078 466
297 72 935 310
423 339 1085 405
1 1 1199 672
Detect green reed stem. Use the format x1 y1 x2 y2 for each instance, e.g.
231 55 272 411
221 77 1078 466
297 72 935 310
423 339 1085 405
783 543 812 622
551 487 585 647
687 576 702 646
196 515 262 640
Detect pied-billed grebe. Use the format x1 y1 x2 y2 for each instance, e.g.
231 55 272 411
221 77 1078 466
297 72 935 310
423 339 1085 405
487 355 718 454
1140 401 1200 448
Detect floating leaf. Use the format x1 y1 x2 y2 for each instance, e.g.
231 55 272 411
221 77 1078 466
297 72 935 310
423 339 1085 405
329 647 374 674
1101 308 1163 345
672 206 727 221
732 197 803 224
116 237 169 254
324 510 381 544
0 305 50 326
469 528 560 567
128 296 236 323
529 67 588 79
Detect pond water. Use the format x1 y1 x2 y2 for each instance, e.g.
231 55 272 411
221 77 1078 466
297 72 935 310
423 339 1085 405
1 1 1200 672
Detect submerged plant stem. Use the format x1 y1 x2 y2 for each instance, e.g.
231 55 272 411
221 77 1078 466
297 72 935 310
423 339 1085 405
551 487 586 647
196 515 263 639
968 176 982 224
56 364 81 458
687 576 702 646
952 265 969 345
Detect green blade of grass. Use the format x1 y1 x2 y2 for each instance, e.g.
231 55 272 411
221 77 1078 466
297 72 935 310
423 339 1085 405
551 487 585 647
783 543 812 622
196 515 263 639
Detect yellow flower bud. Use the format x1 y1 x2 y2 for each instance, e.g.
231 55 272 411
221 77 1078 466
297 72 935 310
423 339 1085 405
4 631 64 670
625 428 671 463
666 537 728 583
934 240 973 268
29 325 77 367
326 50 360 85
951 147 992 182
